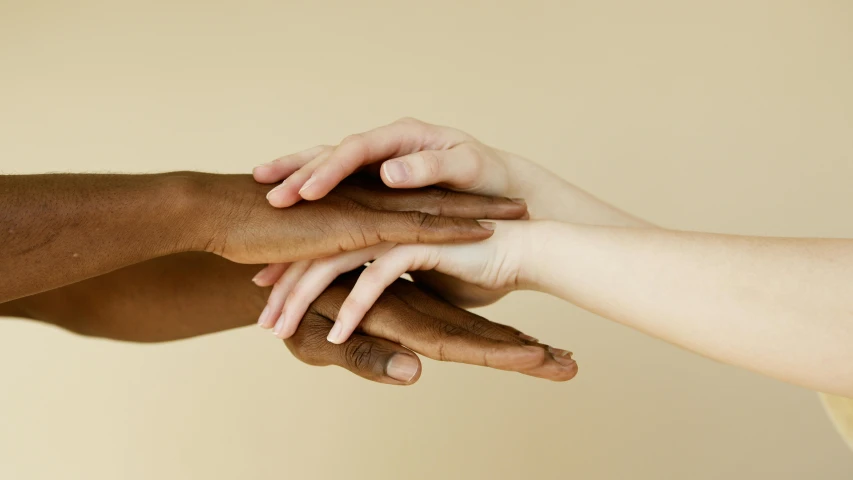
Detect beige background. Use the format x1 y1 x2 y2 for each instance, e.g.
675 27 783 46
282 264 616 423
2 0 853 478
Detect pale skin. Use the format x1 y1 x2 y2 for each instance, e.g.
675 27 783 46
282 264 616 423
252 118 853 398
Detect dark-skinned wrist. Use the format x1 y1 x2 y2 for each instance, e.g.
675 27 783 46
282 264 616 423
153 172 242 256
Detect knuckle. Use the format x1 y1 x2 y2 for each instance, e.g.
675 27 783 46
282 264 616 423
310 144 333 156
464 318 493 337
344 339 380 371
409 211 436 230
423 186 450 203
341 133 364 144
286 319 333 366
418 151 443 178
340 134 368 154
455 143 485 186
396 116 422 126
440 322 467 338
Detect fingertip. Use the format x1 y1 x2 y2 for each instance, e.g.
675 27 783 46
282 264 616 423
453 220 496 242
477 220 497 231
298 169 338 201
257 305 272 328
385 353 421 384
491 345 552 370
251 165 264 181
326 320 346 344
271 315 287 338
276 318 299 339
381 160 413 186
253 163 284 184
266 186 300 208
552 360 579 381
252 268 273 287
328 303 365 344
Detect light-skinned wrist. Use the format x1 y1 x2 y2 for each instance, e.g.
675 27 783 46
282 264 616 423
516 220 572 295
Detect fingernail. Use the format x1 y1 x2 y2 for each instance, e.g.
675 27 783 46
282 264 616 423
548 346 573 357
272 315 286 336
298 173 317 195
510 198 527 205
478 220 496 231
257 305 270 327
519 333 538 342
251 271 264 285
382 160 410 184
327 321 344 344
548 347 575 367
266 183 284 200
385 353 419 382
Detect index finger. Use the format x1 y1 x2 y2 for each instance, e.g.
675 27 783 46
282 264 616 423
298 118 467 201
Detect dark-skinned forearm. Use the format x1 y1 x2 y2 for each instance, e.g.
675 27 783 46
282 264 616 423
3 252 267 342
0 173 214 303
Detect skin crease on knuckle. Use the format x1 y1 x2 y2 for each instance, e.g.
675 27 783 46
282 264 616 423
420 151 443 180
453 143 487 191
340 133 370 160
284 313 336 367
343 339 387 374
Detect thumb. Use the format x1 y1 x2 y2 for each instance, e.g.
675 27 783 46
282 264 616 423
284 312 422 385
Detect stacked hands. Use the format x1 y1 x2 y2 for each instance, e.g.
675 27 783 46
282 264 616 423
250 117 575 372
6 118 851 395
0 122 581 387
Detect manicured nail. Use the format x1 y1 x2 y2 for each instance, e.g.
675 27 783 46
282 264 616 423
510 198 527 205
327 321 344 344
266 183 284 200
385 353 419 382
519 333 538 342
251 271 265 285
298 174 316 195
257 305 270 326
478 220 496 230
382 160 410 184
272 315 286 336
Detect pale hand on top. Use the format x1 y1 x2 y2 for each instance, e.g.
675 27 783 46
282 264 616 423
253 117 527 207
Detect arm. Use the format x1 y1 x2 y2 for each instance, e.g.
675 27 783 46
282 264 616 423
257 119 853 394
525 222 853 396
315 221 853 396
0 172 522 303
501 153 653 227
1 252 576 383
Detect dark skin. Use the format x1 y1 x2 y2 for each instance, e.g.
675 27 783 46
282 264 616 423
0 173 526 303
0 253 578 384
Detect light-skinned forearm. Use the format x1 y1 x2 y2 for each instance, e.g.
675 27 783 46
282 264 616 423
524 221 853 397
504 153 653 228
